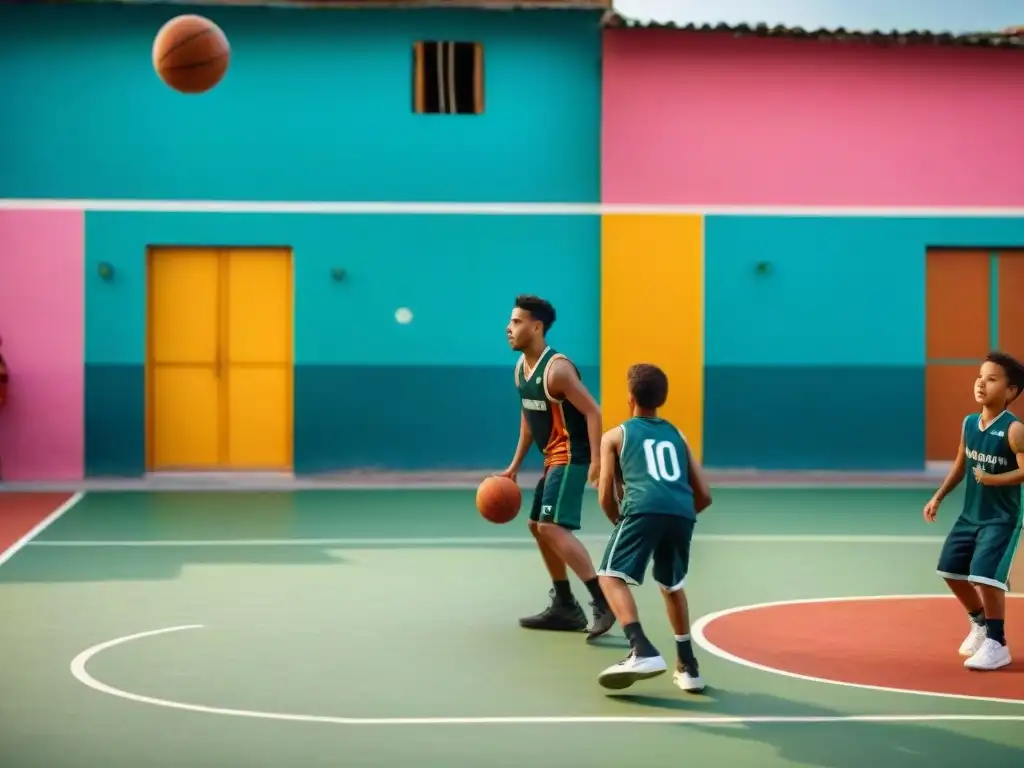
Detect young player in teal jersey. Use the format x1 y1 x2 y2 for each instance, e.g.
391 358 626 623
499 295 615 640
594 363 713 692
925 351 1024 671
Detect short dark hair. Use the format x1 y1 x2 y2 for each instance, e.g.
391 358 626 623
514 295 556 333
627 363 669 410
986 351 1024 403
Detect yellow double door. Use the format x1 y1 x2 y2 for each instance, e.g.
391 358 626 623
147 247 294 471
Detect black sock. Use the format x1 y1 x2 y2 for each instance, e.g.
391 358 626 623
583 577 608 608
969 609 986 627
675 633 698 670
553 579 574 604
986 618 1006 646
623 621 659 658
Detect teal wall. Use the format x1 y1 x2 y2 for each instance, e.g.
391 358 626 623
0 3 603 476
0 5 601 203
702 215 1024 470
84 213 599 474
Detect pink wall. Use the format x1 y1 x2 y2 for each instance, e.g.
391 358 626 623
602 31 1024 206
0 211 84 481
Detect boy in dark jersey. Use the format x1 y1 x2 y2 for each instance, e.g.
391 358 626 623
594 364 712 692
499 295 615 640
926 351 1024 672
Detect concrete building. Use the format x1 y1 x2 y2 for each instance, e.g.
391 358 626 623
0 0 607 479
601 14 1024 470
1 1 1022 479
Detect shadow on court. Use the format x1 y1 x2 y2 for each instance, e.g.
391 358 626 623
614 691 1024 766
0 546 350 584
0 538 602 584
3 485 959 584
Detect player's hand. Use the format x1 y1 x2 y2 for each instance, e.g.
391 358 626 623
587 460 600 487
922 496 940 523
496 466 519 483
973 466 989 485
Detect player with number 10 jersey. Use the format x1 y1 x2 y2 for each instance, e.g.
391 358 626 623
595 363 713 693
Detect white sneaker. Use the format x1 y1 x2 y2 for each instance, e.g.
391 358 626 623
964 638 1012 671
673 664 706 694
959 621 988 657
597 651 667 690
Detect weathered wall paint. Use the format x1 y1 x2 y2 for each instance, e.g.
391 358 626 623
0 4 601 203
85 212 599 475
702 216 1024 470
602 30 1024 206
0 211 85 481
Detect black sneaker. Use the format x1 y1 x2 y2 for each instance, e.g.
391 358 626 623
586 601 616 640
519 589 588 631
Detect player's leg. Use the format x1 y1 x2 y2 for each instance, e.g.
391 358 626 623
651 516 705 693
936 517 987 656
520 471 587 632
595 515 668 689
964 523 1020 670
535 463 614 638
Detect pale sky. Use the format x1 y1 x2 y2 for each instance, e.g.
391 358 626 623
612 0 1024 34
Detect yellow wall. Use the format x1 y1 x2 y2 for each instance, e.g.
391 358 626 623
600 214 704 459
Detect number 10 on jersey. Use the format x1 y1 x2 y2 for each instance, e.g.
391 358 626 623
643 438 682 482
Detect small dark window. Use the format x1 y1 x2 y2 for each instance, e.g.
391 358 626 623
413 41 484 115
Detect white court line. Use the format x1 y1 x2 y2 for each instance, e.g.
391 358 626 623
69 624 1024 726
0 492 85 568
691 594 1024 706
0 481 945 492
31 533 945 548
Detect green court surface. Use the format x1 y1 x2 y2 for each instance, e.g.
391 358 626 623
1 486 1023 767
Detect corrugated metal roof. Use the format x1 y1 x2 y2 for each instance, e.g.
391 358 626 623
609 1 1023 37
603 13 1024 49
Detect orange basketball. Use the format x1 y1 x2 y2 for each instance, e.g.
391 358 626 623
152 15 230 94
476 476 522 524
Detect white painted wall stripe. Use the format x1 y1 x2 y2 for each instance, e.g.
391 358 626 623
2 199 1024 217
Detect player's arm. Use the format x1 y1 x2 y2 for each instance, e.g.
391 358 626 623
686 443 713 514
502 410 533 479
614 453 624 503
597 427 623 523
547 359 603 475
977 421 1024 487
924 419 967 521
933 420 968 499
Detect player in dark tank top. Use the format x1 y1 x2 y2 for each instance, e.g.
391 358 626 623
926 351 1024 672
499 295 615 640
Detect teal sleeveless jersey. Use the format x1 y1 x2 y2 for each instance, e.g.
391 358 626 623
515 347 591 466
618 416 696 520
961 410 1023 525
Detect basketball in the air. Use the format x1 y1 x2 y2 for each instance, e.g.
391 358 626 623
152 15 231 94
476 476 522 524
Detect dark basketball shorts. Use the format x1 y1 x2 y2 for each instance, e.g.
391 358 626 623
936 515 1022 591
528 463 588 531
597 513 694 591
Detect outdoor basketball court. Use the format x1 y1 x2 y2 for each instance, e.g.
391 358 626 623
1 483 1022 767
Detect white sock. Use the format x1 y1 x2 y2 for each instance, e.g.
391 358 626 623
674 634 690 642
